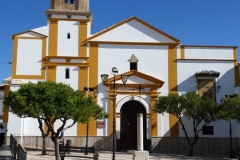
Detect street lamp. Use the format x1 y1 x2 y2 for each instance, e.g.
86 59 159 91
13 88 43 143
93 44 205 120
83 87 98 155
101 67 128 160
221 94 235 159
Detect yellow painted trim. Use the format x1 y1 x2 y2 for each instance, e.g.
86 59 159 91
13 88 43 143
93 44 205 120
106 70 164 87
151 89 158 137
87 41 179 46
87 42 99 136
85 16 180 43
78 68 88 136
181 45 238 48
49 20 58 57
168 45 179 137
12 37 46 79
12 30 48 39
16 37 46 40
79 22 88 57
44 19 59 134
234 48 240 86
181 46 185 59
3 84 10 123
44 56 89 60
44 62 89 67
48 18 90 22
177 59 236 61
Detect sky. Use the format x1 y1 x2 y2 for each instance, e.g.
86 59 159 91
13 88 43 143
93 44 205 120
0 0 240 83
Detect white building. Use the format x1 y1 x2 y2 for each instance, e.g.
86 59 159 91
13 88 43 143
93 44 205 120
1 0 240 154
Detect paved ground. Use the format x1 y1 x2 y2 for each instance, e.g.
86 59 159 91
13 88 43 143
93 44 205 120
0 145 237 160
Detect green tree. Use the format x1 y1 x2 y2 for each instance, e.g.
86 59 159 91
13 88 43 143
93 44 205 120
218 93 240 121
3 81 108 160
154 91 220 156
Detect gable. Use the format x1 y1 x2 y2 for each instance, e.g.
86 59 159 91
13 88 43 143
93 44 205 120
116 75 154 84
89 17 180 43
107 70 164 88
12 30 47 39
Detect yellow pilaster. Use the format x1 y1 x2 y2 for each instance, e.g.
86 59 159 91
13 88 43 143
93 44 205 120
168 44 179 137
78 67 88 136
87 42 99 136
181 46 185 59
151 89 158 137
79 22 88 57
3 84 10 123
109 88 114 135
234 48 240 86
44 19 58 133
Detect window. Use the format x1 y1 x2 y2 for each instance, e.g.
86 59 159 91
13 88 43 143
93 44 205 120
202 126 214 135
130 62 137 70
67 33 70 39
128 54 138 71
65 68 70 79
65 0 75 4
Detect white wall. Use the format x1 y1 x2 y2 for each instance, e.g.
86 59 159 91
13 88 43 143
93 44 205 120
16 39 42 75
55 66 79 135
58 21 79 56
97 44 169 137
177 60 235 137
56 66 79 90
184 47 234 59
91 20 176 43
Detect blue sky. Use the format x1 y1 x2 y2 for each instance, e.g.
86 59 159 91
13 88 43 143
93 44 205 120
0 0 240 82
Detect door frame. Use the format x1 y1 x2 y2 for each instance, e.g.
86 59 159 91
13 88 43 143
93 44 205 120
116 95 152 150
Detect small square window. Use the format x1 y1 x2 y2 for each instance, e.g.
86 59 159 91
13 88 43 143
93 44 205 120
202 126 214 135
130 62 137 70
67 33 70 39
65 68 70 79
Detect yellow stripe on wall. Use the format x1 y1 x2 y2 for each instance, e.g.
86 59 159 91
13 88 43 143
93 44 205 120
44 19 58 133
78 68 88 136
168 45 179 137
181 46 185 59
151 89 158 137
3 84 10 123
234 48 240 86
87 42 99 136
79 22 87 57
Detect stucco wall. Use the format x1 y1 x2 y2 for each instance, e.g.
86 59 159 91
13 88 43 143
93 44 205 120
58 21 79 56
16 39 43 76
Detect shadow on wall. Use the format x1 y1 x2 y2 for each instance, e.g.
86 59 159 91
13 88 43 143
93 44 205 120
151 66 236 155
177 64 235 95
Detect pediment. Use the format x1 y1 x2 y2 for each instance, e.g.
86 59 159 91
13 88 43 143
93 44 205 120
88 17 180 43
12 30 47 39
106 70 164 88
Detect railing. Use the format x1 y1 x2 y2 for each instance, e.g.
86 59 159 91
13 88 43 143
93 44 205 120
17 144 27 160
10 134 18 159
10 134 27 160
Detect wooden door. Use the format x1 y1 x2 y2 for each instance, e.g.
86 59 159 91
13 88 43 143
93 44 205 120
120 100 146 150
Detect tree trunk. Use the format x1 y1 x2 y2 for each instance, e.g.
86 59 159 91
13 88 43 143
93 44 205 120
188 144 193 156
54 138 60 160
42 135 47 155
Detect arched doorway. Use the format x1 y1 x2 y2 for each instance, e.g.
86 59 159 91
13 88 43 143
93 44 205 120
120 100 147 150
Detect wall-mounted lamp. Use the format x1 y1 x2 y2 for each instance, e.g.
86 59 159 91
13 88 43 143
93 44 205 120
217 85 221 93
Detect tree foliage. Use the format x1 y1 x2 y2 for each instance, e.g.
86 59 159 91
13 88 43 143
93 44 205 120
154 91 220 156
218 93 240 122
3 81 108 160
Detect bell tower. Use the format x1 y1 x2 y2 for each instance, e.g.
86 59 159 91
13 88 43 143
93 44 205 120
46 0 91 19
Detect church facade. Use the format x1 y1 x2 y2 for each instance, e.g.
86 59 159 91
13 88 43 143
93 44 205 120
1 0 240 154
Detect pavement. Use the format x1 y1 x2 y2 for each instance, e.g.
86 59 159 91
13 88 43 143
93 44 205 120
0 145 237 160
